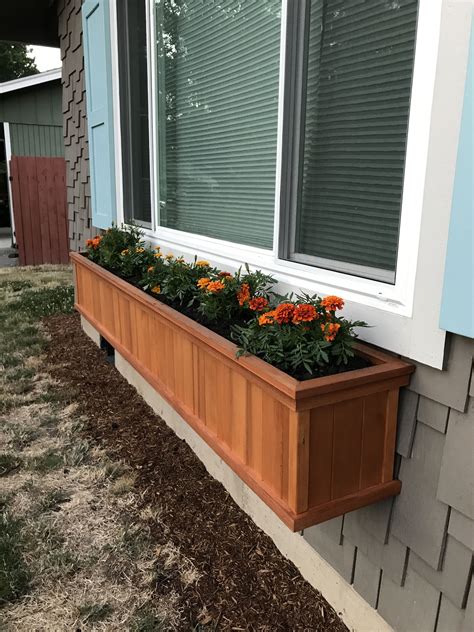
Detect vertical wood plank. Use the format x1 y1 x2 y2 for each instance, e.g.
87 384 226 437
308 405 335 507
203 353 219 434
261 399 289 498
215 364 232 447
247 383 264 476
331 398 364 498
23 157 38 265
230 372 248 463
10 157 27 265
36 158 52 264
288 410 310 513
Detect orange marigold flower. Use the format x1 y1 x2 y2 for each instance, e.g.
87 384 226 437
321 322 341 342
197 277 210 290
154 245 161 251
151 285 161 295
218 271 232 278
321 295 344 312
274 303 296 324
293 304 317 323
165 253 174 260
258 310 276 326
207 280 225 293
135 247 145 253
249 297 269 312
147 266 154 272
237 283 250 306
87 236 101 249
196 260 210 267
121 249 129 256
154 252 162 259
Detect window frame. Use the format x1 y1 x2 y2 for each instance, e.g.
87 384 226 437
110 0 456 368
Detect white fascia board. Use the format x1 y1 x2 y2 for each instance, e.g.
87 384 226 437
0 68 62 94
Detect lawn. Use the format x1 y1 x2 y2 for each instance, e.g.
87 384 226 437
0 265 346 631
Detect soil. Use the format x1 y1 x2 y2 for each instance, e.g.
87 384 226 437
43 313 348 632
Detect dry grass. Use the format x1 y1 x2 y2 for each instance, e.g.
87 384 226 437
0 266 198 631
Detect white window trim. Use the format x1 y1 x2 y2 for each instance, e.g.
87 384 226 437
109 0 469 368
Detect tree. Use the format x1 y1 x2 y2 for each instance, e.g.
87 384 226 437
0 42 39 83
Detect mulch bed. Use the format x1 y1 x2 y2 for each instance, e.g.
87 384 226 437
43 313 348 631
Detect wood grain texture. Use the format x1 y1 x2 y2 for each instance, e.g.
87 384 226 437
72 254 413 530
10 156 69 265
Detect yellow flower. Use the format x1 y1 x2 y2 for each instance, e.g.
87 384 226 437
135 247 145 253
196 260 210 267
165 253 174 260
121 249 129 256
151 285 161 294
154 252 162 259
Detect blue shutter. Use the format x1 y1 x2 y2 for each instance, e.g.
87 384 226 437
82 0 116 230
439 18 474 338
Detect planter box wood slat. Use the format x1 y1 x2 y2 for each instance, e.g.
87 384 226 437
72 253 414 531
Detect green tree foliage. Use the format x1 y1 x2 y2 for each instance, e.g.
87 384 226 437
0 42 39 83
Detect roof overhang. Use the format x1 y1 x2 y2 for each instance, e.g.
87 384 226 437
0 1 59 48
0 68 62 95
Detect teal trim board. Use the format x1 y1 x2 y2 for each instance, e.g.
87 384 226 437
82 0 116 230
440 16 474 338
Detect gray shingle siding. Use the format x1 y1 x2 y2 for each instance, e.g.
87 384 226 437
58 0 96 252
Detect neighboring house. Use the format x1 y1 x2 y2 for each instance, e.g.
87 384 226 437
0 69 68 263
2 1 473 630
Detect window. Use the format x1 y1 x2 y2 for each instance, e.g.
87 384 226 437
118 0 152 226
281 0 419 283
154 0 282 249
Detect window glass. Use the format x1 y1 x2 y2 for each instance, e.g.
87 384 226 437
292 0 419 282
118 0 152 226
155 0 281 248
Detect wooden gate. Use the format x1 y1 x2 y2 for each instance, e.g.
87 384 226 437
10 156 69 265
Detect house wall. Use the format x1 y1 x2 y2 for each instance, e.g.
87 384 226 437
8 123 63 157
57 0 95 251
0 81 64 157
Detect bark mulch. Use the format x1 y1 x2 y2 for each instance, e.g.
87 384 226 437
43 313 348 632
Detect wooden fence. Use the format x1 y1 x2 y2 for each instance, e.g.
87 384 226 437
10 156 69 265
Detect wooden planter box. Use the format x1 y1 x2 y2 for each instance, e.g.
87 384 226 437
72 252 414 531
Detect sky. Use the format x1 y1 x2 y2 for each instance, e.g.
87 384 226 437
29 46 62 72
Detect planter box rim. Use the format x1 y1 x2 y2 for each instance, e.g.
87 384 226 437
71 252 414 403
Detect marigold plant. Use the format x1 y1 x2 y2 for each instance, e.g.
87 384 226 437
196 265 274 325
84 226 368 379
233 293 367 379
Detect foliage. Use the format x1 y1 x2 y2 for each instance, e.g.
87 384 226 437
141 251 217 307
8 286 75 318
232 294 367 379
86 226 368 379
85 224 144 274
196 265 274 325
0 510 31 603
0 42 39 82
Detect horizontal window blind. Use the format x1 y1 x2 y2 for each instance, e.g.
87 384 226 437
294 0 419 281
155 0 281 249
